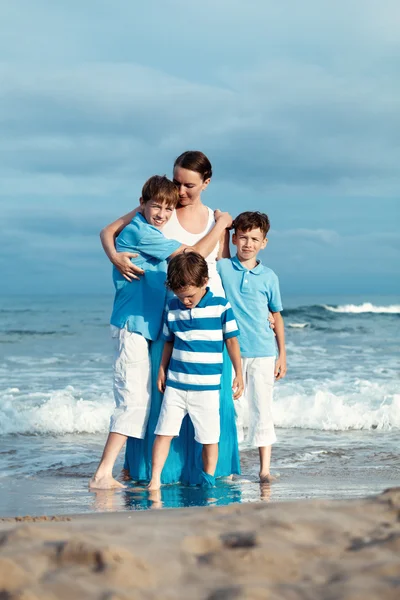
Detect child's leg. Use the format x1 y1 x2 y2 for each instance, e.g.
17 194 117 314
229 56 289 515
90 327 151 489
259 446 276 482
89 432 127 489
246 357 277 481
202 443 219 475
149 386 187 489
110 329 152 439
148 435 174 490
188 390 220 485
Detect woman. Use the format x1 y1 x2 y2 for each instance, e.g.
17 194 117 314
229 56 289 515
100 151 240 484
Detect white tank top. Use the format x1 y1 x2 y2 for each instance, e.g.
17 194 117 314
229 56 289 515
162 207 225 297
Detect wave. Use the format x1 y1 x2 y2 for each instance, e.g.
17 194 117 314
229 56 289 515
0 387 112 435
273 389 400 431
1 382 399 435
283 303 400 319
323 303 400 314
2 330 59 336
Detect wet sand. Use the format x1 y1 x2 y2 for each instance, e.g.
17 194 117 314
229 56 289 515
1 488 399 599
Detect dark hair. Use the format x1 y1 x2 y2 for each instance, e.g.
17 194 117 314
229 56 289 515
167 251 209 291
173 151 212 181
233 211 270 236
141 175 179 207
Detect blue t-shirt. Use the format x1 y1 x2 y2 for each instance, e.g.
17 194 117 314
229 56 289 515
110 213 181 340
217 255 283 358
163 289 239 391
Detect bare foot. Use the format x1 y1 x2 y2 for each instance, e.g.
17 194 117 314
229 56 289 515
259 473 279 484
218 474 234 483
89 475 126 490
147 479 161 491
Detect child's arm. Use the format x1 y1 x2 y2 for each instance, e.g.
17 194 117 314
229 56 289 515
100 207 143 281
101 208 231 272
157 341 173 393
271 312 287 380
225 337 244 399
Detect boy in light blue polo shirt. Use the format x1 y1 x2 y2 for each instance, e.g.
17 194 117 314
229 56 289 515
90 176 233 489
217 211 287 483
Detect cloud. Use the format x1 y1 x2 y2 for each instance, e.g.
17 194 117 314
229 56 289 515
0 0 399 294
1 57 399 198
266 229 400 285
0 1 399 198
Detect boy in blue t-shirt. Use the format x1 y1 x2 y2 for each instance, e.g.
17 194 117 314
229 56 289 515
217 211 286 483
90 177 232 489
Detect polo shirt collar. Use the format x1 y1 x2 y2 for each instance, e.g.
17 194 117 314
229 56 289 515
197 287 213 307
135 212 161 231
135 212 146 224
232 254 263 274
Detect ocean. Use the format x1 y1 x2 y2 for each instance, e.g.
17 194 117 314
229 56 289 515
0 294 399 516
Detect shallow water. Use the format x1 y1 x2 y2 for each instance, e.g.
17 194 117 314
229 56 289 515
0 428 398 517
0 294 399 516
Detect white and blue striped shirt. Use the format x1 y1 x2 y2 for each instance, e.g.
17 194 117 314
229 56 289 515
163 289 239 391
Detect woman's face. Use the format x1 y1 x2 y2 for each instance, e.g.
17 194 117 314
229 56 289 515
173 166 210 206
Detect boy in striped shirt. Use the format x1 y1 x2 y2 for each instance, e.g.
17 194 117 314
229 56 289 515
148 252 244 490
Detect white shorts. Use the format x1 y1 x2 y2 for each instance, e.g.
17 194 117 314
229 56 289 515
109 325 151 439
235 357 277 447
155 386 220 445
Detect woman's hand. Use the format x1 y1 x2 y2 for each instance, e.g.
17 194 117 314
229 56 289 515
112 252 144 281
214 209 233 230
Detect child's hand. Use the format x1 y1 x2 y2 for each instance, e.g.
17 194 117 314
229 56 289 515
157 369 167 393
275 355 287 380
268 312 276 331
232 374 244 400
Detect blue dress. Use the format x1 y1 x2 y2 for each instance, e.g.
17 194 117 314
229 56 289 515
124 338 241 485
124 205 241 484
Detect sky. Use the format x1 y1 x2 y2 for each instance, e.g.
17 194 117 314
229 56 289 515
1 0 399 298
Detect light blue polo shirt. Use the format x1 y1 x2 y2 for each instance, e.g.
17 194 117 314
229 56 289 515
217 255 283 358
110 213 181 340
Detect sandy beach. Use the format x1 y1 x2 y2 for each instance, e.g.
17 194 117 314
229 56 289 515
1 487 399 600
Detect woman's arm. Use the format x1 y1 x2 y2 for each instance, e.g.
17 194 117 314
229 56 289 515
169 211 233 259
192 212 232 258
217 229 231 260
102 206 232 277
100 207 144 281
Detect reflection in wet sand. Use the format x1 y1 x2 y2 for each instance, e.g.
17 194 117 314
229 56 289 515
260 483 272 502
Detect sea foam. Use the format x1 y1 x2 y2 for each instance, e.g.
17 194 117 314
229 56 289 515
323 303 400 314
0 387 112 435
273 386 400 431
1 381 399 435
